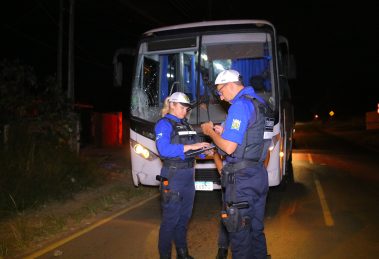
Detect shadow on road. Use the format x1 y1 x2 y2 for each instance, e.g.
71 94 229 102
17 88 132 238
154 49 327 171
265 164 309 218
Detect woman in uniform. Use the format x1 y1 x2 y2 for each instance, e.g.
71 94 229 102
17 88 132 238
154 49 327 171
155 92 210 259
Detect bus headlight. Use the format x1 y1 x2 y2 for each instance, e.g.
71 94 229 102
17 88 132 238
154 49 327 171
135 144 150 159
130 140 158 161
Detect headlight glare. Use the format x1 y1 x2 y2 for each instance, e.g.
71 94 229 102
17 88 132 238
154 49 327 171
130 140 158 161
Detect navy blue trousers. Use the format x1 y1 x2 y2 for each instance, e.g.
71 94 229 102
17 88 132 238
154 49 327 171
218 220 229 249
158 167 195 257
223 164 269 259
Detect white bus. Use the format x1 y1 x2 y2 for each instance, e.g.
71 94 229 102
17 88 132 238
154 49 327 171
115 20 295 191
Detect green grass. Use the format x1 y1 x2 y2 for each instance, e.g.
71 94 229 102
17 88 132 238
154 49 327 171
0 120 105 257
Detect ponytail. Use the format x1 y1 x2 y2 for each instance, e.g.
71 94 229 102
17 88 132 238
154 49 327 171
161 97 170 117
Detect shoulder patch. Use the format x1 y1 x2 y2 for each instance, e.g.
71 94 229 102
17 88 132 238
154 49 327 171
156 132 163 140
231 119 241 130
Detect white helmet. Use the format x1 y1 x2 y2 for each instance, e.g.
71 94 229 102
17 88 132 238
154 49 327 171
168 92 191 106
215 69 240 85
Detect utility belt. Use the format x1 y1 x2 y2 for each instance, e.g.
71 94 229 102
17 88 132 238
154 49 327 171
162 159 195 169
220 159 261 188
224 159 261 172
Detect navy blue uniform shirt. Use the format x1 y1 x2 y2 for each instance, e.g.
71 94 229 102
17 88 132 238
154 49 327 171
221 86 261 145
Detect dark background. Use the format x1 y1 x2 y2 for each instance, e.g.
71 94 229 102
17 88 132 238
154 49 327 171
1 0 378 121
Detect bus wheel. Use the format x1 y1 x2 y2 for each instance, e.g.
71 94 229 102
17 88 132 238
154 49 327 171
285 160 294 185
277 160 294 192
288 152 292 163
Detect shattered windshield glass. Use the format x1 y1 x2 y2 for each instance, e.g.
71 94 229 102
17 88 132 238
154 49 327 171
130 32 275 124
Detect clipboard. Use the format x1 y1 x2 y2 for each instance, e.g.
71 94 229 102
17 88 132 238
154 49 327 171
185 144 216 157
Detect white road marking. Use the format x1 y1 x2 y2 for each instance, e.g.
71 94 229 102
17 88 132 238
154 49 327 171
308 153 335 227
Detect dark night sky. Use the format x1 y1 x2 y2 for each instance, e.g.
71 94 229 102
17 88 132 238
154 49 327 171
1 0 378 121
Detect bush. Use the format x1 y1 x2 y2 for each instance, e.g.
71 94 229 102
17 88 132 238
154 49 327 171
0 59 105 219
0 120 104 219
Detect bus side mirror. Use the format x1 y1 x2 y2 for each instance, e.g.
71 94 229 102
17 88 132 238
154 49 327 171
114 61 123 87
113 48 135 87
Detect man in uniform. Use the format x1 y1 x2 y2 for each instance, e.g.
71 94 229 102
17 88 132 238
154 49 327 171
201 70 271 259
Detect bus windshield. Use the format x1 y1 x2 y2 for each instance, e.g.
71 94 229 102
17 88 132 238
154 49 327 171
130 32 275 125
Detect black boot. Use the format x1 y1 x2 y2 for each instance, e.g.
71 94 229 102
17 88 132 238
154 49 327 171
216 247 228 259
176 247 194 259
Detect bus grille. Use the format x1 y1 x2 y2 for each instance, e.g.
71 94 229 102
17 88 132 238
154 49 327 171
195 168 220 183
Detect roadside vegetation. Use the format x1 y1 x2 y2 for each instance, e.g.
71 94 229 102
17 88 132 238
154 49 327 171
0 177 156 258
0 59 101 218
0 59 156 257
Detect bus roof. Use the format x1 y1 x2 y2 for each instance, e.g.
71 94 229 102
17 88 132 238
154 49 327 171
144 20 274 36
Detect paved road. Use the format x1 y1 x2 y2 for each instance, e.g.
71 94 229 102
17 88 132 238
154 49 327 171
265 123 379 258
29 123 379 259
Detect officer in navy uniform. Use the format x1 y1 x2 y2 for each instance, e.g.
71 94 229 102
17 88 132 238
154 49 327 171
201 70 272 259
155 92 210 259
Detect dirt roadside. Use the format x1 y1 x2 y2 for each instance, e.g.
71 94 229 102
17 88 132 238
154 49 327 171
0 145 157 259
